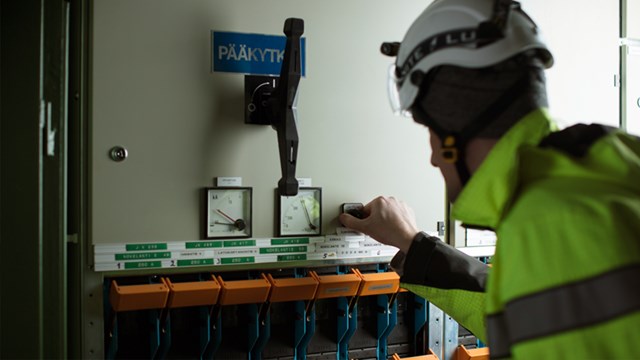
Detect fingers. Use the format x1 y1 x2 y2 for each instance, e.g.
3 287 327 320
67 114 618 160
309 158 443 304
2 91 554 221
338 212 364 232
338 212 352 227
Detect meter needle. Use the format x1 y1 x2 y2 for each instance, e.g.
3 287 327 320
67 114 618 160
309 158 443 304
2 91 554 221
300 199 317 231
217 209 237 223
214 221 234 226
216 209 246 231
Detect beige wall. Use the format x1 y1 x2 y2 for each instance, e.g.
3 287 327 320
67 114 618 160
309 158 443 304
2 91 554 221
91 0 443 245
91 0 622 247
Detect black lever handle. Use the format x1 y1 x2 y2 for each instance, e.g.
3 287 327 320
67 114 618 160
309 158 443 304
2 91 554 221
270 18 303 196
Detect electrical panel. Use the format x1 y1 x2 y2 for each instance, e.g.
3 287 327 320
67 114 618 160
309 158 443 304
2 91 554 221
91 2 449 357
87 0 622 359
90 0 442 250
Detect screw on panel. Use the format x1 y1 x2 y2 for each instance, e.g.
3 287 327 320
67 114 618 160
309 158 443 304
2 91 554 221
109 146 128 162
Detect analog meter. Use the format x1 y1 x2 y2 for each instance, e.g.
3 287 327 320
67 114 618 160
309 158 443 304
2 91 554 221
277 187 322 237
205 187 252 239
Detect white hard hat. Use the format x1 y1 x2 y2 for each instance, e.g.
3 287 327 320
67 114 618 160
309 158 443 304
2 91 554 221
383 0 553 114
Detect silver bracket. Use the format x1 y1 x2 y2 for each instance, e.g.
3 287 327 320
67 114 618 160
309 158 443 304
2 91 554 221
428 303 444 358
444 314 459 360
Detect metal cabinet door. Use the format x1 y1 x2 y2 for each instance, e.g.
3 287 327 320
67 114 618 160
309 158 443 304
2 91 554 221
624 44 640 135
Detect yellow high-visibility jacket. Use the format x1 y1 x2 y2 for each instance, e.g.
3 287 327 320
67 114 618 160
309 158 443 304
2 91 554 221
399 109 640 359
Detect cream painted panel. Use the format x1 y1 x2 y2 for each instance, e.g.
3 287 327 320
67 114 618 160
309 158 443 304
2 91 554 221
628 0 640 38
91 0 442 245
625 45 640 135
523 1 619 127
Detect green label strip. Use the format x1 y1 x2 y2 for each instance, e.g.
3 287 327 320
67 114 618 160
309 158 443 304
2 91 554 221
223 240 256 248
177 259 214 267
115 252 171 261
125 243 168 251
277 254 307 262
124 261 162 269
271 238 309 245
221 256 255 264
186 241 223 249
259 246 307 254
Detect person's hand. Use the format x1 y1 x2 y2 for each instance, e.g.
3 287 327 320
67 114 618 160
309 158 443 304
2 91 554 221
338 196 419 254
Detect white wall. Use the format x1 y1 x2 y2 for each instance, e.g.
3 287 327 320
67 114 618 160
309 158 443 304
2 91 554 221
523 1 620 128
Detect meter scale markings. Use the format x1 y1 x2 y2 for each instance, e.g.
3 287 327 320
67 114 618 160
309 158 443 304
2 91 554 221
278 187 322 237
206 187 252 239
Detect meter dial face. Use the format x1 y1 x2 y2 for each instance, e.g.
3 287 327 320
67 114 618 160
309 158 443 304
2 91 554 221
277 187 322 237
205 187 252 239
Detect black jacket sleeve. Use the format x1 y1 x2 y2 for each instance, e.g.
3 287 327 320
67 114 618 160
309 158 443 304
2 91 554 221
395 232 489 292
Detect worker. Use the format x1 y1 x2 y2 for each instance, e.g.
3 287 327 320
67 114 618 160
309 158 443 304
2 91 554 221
339 0 640 358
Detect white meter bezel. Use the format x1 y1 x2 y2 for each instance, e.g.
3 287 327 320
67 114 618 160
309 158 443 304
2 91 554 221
277 187 322 237
205 187 253 239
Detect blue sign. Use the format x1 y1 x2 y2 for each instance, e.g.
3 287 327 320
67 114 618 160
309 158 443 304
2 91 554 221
212 31 306 76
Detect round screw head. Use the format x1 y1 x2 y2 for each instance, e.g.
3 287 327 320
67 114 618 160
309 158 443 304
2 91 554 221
110 146 128 162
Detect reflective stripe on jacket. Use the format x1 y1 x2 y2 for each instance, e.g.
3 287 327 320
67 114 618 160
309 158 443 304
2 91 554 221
400 109 640 359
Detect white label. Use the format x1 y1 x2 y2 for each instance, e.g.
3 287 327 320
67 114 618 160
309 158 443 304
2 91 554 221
317 243 345 250
297 178 312 187
215 177 242 187
308 252 337 260
325 235 347 242
216 248 259 256
466 229 497 247
336 227 364 237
